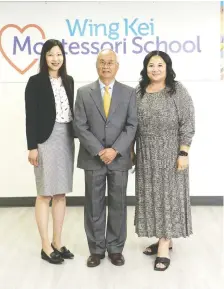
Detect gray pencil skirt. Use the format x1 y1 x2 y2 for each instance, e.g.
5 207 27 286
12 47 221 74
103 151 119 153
34 122 75 196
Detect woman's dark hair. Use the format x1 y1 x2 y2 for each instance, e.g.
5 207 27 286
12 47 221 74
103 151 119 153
39 39 68 82
138 50 176 97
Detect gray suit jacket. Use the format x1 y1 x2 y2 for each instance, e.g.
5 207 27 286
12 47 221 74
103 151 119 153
73 80 138 170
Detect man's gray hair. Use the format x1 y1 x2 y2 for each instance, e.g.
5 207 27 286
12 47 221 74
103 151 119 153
96 49 119 64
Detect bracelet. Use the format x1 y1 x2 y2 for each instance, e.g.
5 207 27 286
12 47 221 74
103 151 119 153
179 150 188 156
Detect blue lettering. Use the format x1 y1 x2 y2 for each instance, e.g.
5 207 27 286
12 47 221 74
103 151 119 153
132 36 143 54
144 40 154 53
13 36 31 54
69 42 80 54
92 23 107 37
81 42 90 55
91 42 100 54
156 36 167 52
124 18 138 36
61 39 68 55
108 22 119 40
138 23 149 36
101 41 113 50
169 41 181 53
183 40 195 53
33 42 43 55
65 19 89 36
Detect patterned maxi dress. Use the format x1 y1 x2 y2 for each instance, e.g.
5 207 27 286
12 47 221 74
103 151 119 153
134 82 195 238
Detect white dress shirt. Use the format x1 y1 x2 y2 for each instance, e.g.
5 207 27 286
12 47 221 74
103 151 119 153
99 79 115 98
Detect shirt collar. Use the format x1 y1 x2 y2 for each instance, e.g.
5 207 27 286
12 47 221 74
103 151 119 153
49 76 62 84
98 79 115 90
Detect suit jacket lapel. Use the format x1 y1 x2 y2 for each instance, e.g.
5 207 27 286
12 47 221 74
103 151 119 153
90 81 106 121
107 81 121 121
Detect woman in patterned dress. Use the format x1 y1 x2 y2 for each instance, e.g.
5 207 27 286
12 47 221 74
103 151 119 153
25 39 75 264
133 51 195 271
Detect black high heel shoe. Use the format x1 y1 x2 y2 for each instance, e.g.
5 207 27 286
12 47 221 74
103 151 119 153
41 249 64 264
51 243 74 259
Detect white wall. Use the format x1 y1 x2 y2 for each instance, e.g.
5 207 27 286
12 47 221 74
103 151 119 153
0 1 224 197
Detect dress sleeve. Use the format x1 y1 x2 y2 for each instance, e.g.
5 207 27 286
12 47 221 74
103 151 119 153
173 82 195 146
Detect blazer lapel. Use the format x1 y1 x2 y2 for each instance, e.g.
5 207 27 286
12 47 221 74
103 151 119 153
63 78 73 114
107 81 121 121
90 81 106 121
40 73 55 107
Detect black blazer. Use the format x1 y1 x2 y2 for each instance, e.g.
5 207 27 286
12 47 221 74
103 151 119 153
25 72 74 150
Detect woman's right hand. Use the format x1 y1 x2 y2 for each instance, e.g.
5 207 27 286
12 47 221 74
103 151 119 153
28 149 38 167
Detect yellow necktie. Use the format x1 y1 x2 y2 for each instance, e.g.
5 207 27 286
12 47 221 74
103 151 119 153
103 86 111 118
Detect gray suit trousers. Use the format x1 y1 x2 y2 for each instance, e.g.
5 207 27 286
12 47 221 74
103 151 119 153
84 167 128 255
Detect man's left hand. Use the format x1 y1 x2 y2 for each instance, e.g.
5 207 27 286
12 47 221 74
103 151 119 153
99 148 118 164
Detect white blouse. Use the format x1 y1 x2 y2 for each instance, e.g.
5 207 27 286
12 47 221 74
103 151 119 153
50 76 73 123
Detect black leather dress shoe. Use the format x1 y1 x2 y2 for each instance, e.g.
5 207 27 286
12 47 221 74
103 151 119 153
51 243 74 259
41 249 64 264
87 254 105 267
108 253 125 266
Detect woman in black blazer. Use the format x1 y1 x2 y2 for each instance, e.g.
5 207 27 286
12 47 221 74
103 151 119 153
25 39 75 264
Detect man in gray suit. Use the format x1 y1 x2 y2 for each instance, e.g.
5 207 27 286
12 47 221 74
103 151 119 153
74 49 137 267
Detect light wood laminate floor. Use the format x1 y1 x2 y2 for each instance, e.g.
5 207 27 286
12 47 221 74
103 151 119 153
0 206 223 289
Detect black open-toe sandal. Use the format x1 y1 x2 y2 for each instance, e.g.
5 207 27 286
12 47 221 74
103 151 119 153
143 242 172 256
143 242 159 255
154 257 170 271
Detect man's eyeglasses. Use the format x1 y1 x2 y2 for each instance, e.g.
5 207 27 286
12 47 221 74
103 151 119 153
99 61 116 67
